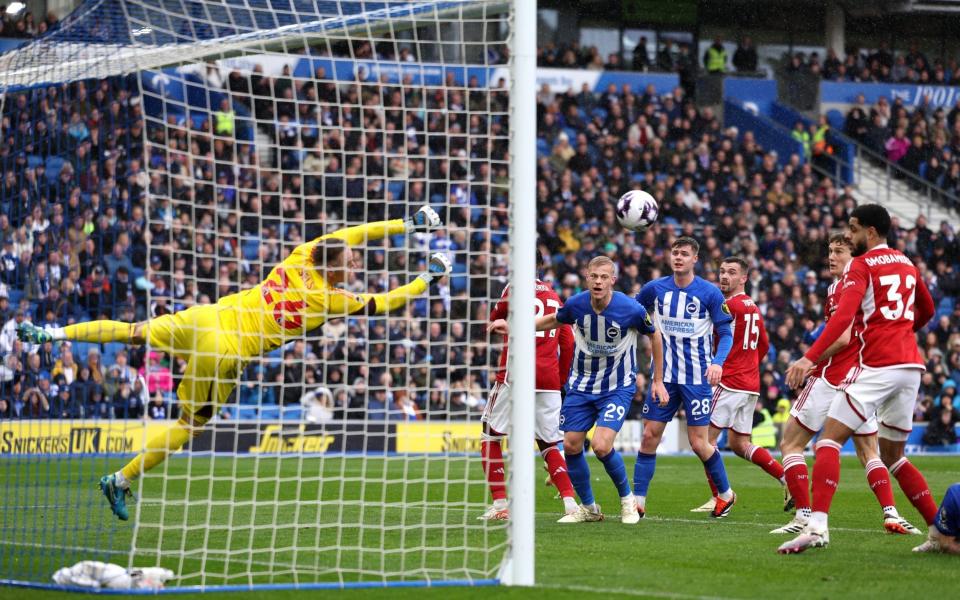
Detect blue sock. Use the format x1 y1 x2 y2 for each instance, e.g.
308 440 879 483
598 449 631 497
565 451 594 506
633 451 657 496
704 450 731 495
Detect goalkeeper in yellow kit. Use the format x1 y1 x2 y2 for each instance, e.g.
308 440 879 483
17 206 450 520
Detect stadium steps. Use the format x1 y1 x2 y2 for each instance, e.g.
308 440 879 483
853 160 957 226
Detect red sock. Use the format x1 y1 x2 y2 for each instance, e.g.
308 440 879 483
890 457 938 525
704 466 719 497
746 444 785 480
542 446 575 498
811 440 842 514
782 453 810 510
480 439 506 501
864 458 895 510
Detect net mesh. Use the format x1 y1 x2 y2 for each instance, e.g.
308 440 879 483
0 0 515 589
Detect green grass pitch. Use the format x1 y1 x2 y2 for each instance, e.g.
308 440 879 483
2 454 959 599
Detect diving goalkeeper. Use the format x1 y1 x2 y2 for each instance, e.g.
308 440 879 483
17 206 450 521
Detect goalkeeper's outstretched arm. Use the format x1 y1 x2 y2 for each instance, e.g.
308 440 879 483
326 253 453 316
317 205 441 247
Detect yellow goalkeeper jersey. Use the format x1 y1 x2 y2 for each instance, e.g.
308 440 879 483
218 219 427 356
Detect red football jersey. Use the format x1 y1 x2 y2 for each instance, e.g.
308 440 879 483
491 281 574 391
806 245 935 370
718 292 769 394
819 275 865 386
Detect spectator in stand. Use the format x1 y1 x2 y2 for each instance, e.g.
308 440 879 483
733 37 758 73
632 37 651 71
703 38 727 74
147 392 168 419
885 126 911 163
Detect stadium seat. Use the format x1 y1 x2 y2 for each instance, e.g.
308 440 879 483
260 406 281 420
237 406 259 420
281 407 303 420
44 156 66 181
387 180 406 201
241 239 260 261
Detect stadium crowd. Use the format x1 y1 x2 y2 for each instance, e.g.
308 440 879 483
841 93 960 207
0 51 957 444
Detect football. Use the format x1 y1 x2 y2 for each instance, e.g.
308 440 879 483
615 190 659 232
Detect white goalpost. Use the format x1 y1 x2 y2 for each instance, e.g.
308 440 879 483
0 0 536 591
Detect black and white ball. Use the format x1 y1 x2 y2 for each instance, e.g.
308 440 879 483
615 190 658 232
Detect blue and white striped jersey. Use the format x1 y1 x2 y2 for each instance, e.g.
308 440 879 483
556 291 656 394
636 276 733 385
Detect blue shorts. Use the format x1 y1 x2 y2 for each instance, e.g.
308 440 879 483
560 385 636 433
642 382 714 427
935 483 960 537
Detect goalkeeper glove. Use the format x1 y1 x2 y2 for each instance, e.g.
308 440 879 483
405 205 442 232
418 253 453 285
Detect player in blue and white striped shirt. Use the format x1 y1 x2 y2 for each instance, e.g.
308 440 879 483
632 237 738 519
520 256 668 524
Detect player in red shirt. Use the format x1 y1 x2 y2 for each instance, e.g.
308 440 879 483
690 256 784 513
779 204 937 554
771 235 920 536
478 275 576 520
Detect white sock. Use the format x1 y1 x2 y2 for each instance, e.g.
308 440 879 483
49 327 66 339
718 489 734 502
587 502 600 513
797 507 812 520
810 510 829 531
882 505 899 518
779 476 786 486
492 498 508 510
114 471 130 490
635 495 646 510
562 496 578 512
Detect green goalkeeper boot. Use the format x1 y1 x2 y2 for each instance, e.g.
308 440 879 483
99 474 133 521
17 322 53 344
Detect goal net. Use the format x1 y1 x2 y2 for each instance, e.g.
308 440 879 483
0 0 535 591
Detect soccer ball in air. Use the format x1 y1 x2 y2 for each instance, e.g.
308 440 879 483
615 190 658 232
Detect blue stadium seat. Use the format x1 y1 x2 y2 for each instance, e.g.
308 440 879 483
536 138 550 156
237 406 259 420
7 288 23 307
450 261 467 294
27 155 44 169
242 239 260 261
260 406 281 420
45 156 66 181
826 109 845 130
281 407 302 420
387 180 405 201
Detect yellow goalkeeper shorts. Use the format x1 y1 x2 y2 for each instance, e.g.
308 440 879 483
145 304 247 422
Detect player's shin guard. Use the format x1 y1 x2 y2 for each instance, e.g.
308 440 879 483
632 451 656 498
541 446 575 499
565 451 595 506
864 458 896 511
119 418 195 484
704 450 731 496
783 453 811 511
746 444 785 481
597 449 631 498
480 436 507 502
890 457 938 525
811 440 842 514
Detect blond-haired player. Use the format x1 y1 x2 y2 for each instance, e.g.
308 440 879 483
18 207 450 520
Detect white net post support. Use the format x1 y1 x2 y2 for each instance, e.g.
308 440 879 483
504 0 536 588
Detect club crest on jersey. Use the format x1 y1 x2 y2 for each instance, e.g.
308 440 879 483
685 302 700 316
606 322 622 339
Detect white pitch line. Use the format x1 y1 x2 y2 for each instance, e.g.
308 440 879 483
541 583 739 600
